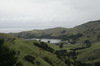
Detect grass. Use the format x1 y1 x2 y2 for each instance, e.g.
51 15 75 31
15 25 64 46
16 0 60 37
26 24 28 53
3 37 67 66
77 42 100 64
1 33 100 66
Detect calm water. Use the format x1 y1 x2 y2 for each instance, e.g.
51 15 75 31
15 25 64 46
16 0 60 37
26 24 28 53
32 38 61 43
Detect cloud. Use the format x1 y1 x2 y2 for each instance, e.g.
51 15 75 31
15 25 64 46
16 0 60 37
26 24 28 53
0 0 100 28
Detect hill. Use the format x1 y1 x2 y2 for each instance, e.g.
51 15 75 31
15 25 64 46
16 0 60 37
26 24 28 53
1 20 100 66
74 20 100 43
10 20 100 44
0 33 68 66
11 27 71 39
0 33 100 66
77 42 100 65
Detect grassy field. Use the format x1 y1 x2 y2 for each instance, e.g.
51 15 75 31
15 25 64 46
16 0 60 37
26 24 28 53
2 33 67 66
77 42 100 64
1 33 100 66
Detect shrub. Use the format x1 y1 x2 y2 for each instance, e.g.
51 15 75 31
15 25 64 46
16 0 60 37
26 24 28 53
84 40 91 48
43 57 52 65
24 55 36 64
16 62 23 66
0 39 17 66
36 61 40 66
34 42 54 53
94 62 100 66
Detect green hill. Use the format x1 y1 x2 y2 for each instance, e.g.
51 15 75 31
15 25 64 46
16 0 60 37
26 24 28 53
2 20 100 66
74 20 100 43
0 32 100 66
77 42 100 65
0 33 68 66
11 27 72 39
11 20 100 44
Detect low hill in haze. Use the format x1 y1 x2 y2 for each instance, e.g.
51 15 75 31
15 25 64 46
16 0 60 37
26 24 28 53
11 20 100 44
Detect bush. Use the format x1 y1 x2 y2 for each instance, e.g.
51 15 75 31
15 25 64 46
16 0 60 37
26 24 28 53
84 40 91 48
24 55 36 64
55 50 67 60
36 61 40 66
16 62 23 66
0 39 17 66
43 57 52 65
34 42 54 53
94 62 100 66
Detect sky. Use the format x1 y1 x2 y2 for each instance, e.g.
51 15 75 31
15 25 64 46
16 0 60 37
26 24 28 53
0 0 100 29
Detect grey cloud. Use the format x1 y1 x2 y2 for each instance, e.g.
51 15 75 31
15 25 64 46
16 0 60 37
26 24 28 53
0 0 100 28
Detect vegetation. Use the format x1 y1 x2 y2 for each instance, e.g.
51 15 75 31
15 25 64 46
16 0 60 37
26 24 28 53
11 20 100 44
1 20 100 66
0 39 17 66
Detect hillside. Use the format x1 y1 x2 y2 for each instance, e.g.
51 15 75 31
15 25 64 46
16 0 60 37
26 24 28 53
77 42 100 65
3 20 100 66
11 20 100 44
0 33 86 66
74 20 100 43
11 27 72 39
0 33 68 66
0 32 100 66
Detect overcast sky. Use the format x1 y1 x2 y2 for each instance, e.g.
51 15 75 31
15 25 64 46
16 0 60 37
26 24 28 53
0 0 100 28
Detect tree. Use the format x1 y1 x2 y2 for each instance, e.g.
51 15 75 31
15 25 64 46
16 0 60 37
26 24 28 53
0 39 17 66
97 35 100 40
84 40 91 48
24 55 36 64
59 43 64 48
48 41 50 43
16 62 23 66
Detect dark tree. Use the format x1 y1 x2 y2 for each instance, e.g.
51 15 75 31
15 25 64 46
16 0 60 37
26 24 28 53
16 62 23 66
94 62 100 66
36 61 40 66
48 41 50 43
97 35 100 40
43 57 52 65
24 55 36 64
84 40 91 48
59 43 64 48
34 42 54 53
0 39 17 66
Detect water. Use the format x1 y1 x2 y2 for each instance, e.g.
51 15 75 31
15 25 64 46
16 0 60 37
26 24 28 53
31 38 61 43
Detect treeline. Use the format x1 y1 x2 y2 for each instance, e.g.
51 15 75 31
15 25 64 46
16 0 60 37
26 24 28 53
12 32 83 41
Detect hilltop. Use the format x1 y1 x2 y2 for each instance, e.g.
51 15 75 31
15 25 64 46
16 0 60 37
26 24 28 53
11 20 100 44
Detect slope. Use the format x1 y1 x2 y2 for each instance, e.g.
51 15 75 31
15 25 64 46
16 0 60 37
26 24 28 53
0 33 67 66
10 20 100 44
77 42 100 64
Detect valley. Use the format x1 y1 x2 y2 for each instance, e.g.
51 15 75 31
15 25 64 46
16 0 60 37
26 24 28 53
0 20 100 66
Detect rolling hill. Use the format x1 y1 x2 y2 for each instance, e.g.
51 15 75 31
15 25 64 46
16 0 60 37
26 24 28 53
11 20 100 44
1 20 100 66
0 32 100 66
77 42 100 65
0 33 68 66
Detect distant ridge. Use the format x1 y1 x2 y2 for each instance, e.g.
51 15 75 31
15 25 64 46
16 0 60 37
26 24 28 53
11 20 100 44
